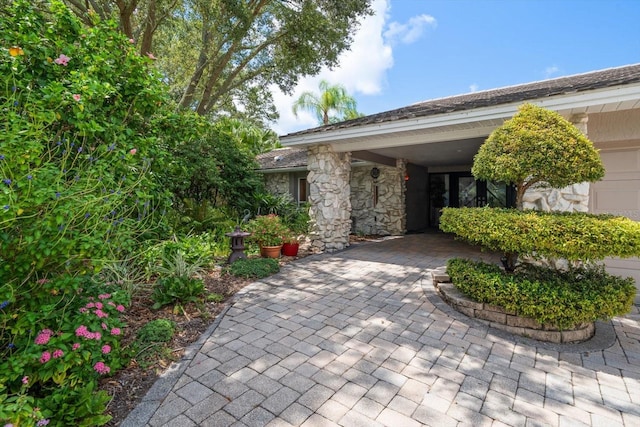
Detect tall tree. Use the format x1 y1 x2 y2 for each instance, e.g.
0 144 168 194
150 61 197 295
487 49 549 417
64 0 372 124
292 79 363 125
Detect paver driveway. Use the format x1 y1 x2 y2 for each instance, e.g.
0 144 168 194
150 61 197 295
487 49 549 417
123 233 640 427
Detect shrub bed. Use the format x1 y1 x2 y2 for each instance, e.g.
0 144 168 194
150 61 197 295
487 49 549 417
446 258 636 330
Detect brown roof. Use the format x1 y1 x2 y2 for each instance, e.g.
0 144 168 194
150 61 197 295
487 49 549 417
282 63 640 138
256 147 307 170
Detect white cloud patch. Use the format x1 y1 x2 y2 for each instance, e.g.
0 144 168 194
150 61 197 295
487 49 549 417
384 14 437 45
270 0 397 136
469 84 479 93
544 66 560 78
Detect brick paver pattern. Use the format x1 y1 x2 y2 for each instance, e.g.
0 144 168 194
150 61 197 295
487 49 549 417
127 234 640 427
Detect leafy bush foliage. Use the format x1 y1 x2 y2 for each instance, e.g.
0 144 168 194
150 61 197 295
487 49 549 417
439 207 640 262
0 275 128 426
150 251 206 309
151 277 205 310
0 1 172 424
156 112 265 214
246 214 291 246
134 319 176 369
472 103 604 208
137 319 176 343
228 258 280 279
1 0 171 283
447 258 636 329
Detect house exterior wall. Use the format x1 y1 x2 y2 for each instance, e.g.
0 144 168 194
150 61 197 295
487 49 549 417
350 161 406 236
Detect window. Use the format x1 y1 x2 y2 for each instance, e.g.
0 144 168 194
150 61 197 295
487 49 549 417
298 178 308 203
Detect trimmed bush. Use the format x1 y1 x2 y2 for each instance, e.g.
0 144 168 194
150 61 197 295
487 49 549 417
439 207 640 262
446 258 636 329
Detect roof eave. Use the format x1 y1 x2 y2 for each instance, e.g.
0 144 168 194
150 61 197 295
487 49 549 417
280 83 640 147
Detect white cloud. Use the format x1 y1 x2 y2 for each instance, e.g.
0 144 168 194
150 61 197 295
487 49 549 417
469 84 479 93
270 0 438 136
544 65 560 78
384 14 437 45
270 0 393 136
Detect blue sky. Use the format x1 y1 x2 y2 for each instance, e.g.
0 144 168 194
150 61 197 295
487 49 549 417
271 0 640 135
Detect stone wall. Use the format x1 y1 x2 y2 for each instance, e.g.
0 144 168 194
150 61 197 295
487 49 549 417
307 145 352 252
522 182 590 212
350 161 406 236
263 173 289 196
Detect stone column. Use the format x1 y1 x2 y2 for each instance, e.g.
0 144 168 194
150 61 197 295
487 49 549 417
395 158 408 234
522 113 590 213
307 145 352 252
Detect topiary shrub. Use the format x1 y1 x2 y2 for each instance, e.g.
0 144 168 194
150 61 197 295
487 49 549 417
446 258 636 329
439 207 640 263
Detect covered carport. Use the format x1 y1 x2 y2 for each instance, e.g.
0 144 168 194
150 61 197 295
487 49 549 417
279 64 640 288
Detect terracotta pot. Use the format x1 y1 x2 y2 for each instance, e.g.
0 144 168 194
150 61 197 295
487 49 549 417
281 242 300 257
260 245 282 258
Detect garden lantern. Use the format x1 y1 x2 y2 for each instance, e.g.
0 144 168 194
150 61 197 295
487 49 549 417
226 226 251 264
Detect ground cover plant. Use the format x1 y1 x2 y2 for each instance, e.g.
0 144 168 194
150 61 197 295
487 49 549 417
440 104 638 328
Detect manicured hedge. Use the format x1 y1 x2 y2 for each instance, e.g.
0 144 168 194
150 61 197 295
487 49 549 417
446 258 636 329
439 207 640 262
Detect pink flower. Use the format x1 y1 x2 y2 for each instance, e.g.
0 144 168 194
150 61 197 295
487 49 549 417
129 38 135 44
116 305 125 312
129 148 137 155
72 343 80 350
22 376 28 385
53 349 64 358
146 52 157 60
101 345 111 354
39 351 51 364
101 322 108 330
72 94 81 102
93 361 110 375
98 293 111 300
75 325 89 337
110 327 121 336
95 309 108 318
36 278 50 285
86 302 95 309
93 332 102 341
95 302 103 309
34 329 53 345
79 307 88 313
108 301 116 307
54 54 70 66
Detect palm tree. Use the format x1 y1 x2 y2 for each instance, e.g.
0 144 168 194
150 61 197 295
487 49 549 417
292 80 362 126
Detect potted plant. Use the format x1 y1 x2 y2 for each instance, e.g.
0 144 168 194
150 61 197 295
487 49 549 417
282 234 301 257
247 214 289 258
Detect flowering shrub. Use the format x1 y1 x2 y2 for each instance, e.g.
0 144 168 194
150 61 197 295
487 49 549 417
0 0 173 424
247 214 291 247
0 275 128 426
0 0 171 284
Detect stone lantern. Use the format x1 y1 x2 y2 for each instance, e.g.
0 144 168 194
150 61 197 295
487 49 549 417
226 226 251 264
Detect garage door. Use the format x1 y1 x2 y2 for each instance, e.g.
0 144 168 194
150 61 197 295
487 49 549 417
590 146 640 300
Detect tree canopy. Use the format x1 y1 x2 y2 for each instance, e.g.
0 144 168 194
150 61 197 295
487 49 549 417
292 79 363 125
64 0 373 124
472 103 605 209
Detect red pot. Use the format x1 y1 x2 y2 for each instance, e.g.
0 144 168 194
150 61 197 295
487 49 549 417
281 242 299 256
